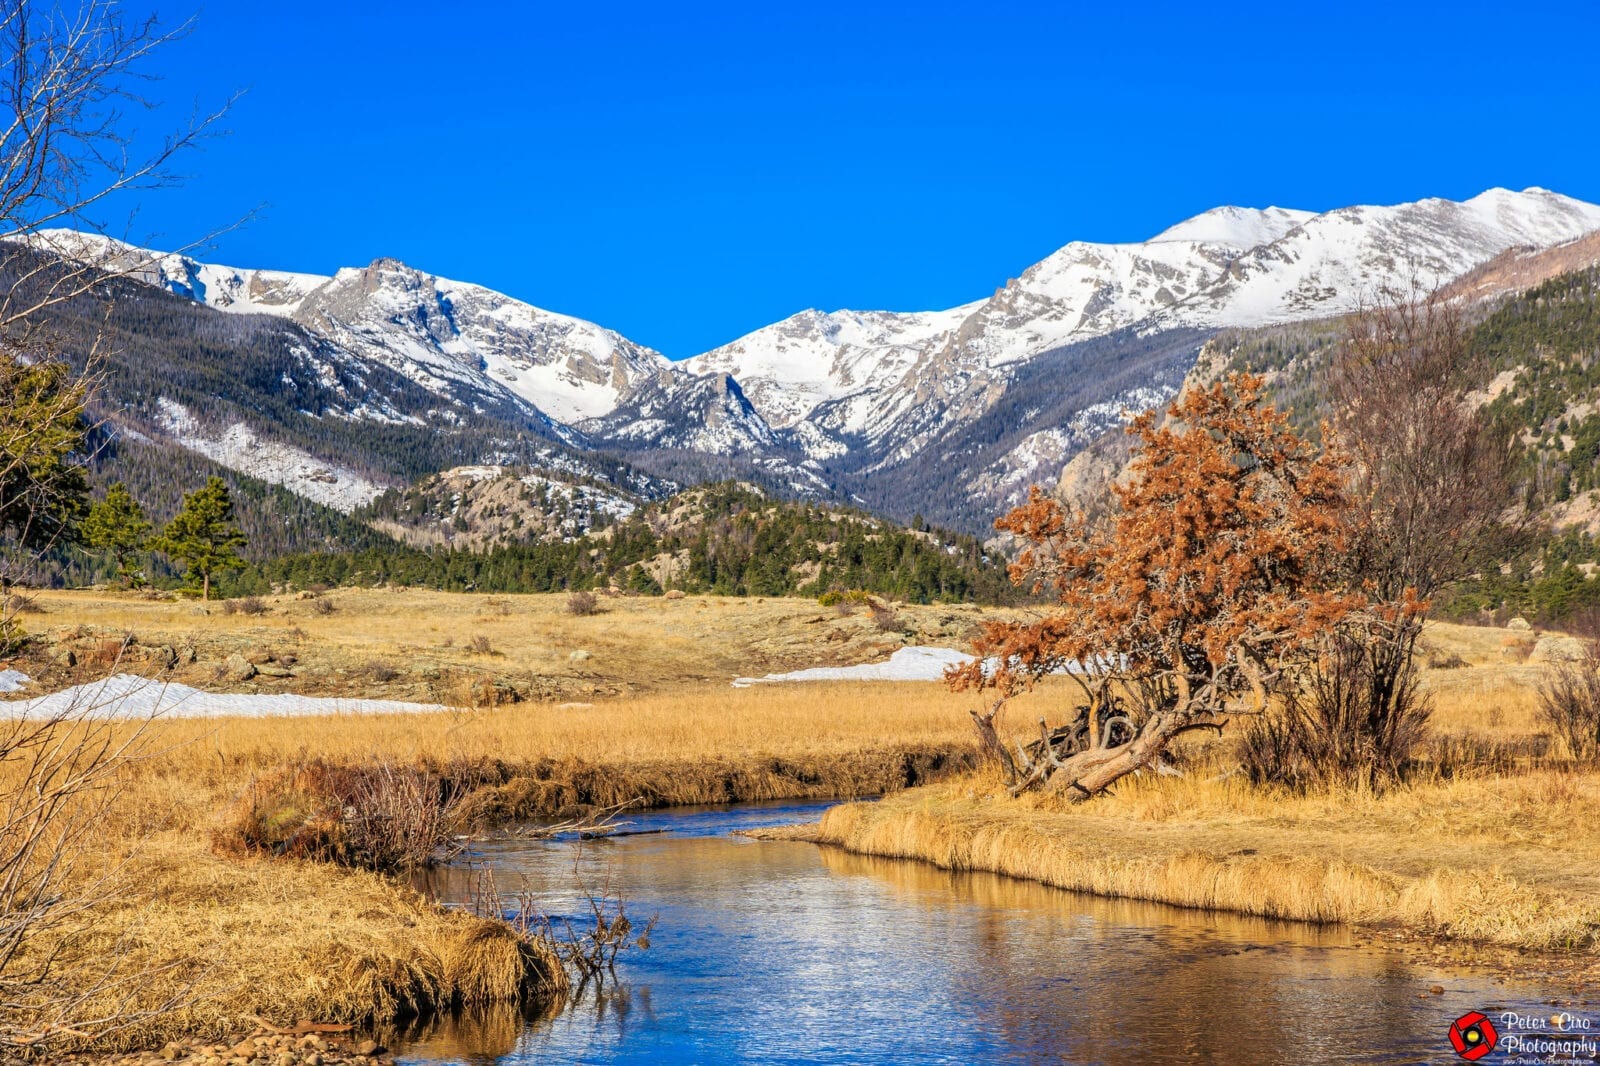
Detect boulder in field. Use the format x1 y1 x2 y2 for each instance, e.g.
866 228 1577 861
221 653 257 682
1531 635 1590 663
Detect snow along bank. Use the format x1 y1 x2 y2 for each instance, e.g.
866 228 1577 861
733 646 975 687
0 673 448 719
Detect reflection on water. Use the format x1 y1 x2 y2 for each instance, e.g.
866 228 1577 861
399 800 1547 1065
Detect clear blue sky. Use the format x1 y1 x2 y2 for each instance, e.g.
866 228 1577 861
114 0 1600 358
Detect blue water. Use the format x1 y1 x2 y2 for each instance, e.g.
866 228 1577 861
397 800 1570 1065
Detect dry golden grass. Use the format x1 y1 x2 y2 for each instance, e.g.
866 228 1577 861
805 769 1600 952
5 831 565 1054
6 593 1598 1050
141 682 990 767
10 588 1002 703
87 679 1044 837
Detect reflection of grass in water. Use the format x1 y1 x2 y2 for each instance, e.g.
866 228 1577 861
815 774 1600 953
377 999 562 1065
817 846 1358 949
388 967 664 1064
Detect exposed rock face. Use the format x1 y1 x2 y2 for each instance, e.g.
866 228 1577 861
33 187 1600 534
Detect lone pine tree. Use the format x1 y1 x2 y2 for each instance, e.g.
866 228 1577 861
158 476 247 601
950 373 1358 801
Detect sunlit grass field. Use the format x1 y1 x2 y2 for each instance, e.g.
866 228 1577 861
6 588 1600 1050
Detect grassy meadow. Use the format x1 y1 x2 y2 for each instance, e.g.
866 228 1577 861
0 589 1017 1053
3 588 1599 1050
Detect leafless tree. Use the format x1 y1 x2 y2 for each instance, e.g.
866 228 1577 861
0 0 231 643
0 687 192 1050
1245 288 1529 786
1325 288 1527 604
0 0 231 1050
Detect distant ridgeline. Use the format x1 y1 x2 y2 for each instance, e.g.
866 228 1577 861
1194 261 1600 625
238 483 1017 604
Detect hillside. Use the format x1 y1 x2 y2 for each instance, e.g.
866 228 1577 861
246 483 1014 604
24 187 1600 538
1054 253 1600 624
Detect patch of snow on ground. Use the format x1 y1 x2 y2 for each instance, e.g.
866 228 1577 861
733 646 973 687
0 674 448 719
0 670 28 694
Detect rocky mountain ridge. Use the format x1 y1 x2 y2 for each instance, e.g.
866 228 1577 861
34 186 1600 535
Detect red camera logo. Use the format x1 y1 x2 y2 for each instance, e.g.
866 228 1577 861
1449 1011 1499 1060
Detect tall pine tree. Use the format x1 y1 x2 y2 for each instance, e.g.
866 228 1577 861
157 477 247 601
80 482 151 586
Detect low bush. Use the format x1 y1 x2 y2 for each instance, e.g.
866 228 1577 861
215 758 465 872
1242 624 1431 790
1537 651 1600 761
868 600 904 633
363 660 401 683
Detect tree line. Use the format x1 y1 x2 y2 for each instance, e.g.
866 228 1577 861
245 482 1018 604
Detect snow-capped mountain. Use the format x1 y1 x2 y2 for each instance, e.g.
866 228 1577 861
1160 187 1600 327
673 187 1600 527
31 230 677 429
684 306 976 430
33 186 1600 536
288 258 672 426
1147 205 1317 247
694 189 1600 457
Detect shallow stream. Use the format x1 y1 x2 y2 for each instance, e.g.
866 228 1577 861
397 800 1567 1064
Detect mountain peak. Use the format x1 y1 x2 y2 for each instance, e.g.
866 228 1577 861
1147 205 1316 248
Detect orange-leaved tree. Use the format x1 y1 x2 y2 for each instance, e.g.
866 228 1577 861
948 373 1360 800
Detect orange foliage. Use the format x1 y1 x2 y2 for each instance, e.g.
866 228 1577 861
950 374 1361 719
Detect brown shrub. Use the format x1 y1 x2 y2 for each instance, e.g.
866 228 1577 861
1537 651 1600 761
363 660 401 684
565 591 599 617
214 758 465 872
221 596 269 616
3 590 43 615
868 600 903 633
1242 624 1431 789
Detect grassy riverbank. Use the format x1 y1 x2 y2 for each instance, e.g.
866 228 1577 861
4 591 1594 1050
2 590 1020 1054
26 836 564 1055
796 770 1600 953
772 621 1600 972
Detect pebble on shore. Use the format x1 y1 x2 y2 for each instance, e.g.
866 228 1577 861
48 1024 396 1066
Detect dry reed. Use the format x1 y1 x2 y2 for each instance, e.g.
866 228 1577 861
808 770 1600 952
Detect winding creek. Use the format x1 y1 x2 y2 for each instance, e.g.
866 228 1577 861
398 800 1567 1064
